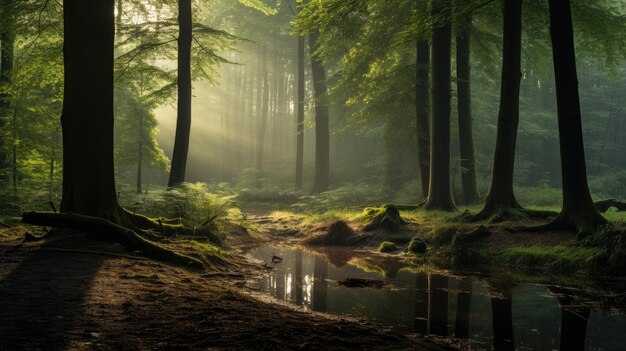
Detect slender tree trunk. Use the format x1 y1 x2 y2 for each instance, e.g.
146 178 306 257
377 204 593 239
168 0 192 187
60 0 119 216
295 35 305 189
416 39 430 200
11 108 17 193
309 30 330 194
456 11 480 204
256 46 269 170
0 5 15 181
473 0 524 219
546 0 607 236
424 0 455 211
136 106 143 194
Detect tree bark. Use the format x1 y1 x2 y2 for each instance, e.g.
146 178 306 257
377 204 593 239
456 12 480 204
545 0 607 236
136 105 143 194
471 0 524 220
309 30 330 194
0 2 15 181
61 0 119 216
168 0 192 187
295 35 305 189
256 45 269 170
424 0 455 211
416 39 430 200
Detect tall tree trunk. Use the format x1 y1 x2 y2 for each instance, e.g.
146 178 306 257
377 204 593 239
545 0 607 236
416 39 430 200
295 35 305 189
471 0 524 220
168 0 192 187
424 0 455 211
61 0 119 216
456 11 480 204
309 30 330 194
256 46 269 170
0 3 15 181
136 106 143 194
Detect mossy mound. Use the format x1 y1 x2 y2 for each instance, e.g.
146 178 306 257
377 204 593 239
362 206 407 232
377 241 399 253
305 220 363 246
407 236 427 254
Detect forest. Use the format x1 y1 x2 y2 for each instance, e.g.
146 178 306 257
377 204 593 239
1 0 626 350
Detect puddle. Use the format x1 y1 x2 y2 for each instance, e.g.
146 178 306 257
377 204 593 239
250 245 626 351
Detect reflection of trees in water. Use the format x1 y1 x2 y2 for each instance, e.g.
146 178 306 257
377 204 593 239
549 287 590 351
414 273 429 334
293 249 303 305
489 280 514 351
455 277 473 339
312 255 328 312
429 274 449 336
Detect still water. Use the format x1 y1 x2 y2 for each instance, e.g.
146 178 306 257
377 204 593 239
250 245 626 351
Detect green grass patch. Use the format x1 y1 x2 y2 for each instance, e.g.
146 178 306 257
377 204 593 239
500 245 598 272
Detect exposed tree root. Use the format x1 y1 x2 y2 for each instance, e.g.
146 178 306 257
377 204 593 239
38 247 148 260
510 212 610 238
123 209 222 245
22 211 203 268
0 220 14 228
594 199 626 213
462 205 558 223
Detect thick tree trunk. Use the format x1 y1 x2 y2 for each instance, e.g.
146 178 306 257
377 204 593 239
256 46 269 170
546 0 607 236
416 39 430 200
456 12 480 204
309 30 330 194
295 35 305 189
0 9 15 181
424 0 455 211
61 0 119 216
472 0 524 219
168 0 192 187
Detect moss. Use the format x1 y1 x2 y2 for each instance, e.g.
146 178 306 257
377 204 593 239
361 207 406 232
377 241 399 253
499 245 598 272
407 236 427 254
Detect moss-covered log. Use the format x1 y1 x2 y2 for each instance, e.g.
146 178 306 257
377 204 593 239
22 211 203 268
123 209 221 245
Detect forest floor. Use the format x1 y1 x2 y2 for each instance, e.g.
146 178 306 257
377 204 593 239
0 226 461 351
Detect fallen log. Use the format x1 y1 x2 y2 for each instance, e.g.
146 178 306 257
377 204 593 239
22 211 203 268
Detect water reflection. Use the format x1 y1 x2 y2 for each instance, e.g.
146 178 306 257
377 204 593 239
251 245 626 351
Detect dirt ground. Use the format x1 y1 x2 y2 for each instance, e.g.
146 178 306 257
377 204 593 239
0 233 458 351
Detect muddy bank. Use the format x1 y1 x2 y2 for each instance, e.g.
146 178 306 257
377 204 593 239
0 236 456 351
